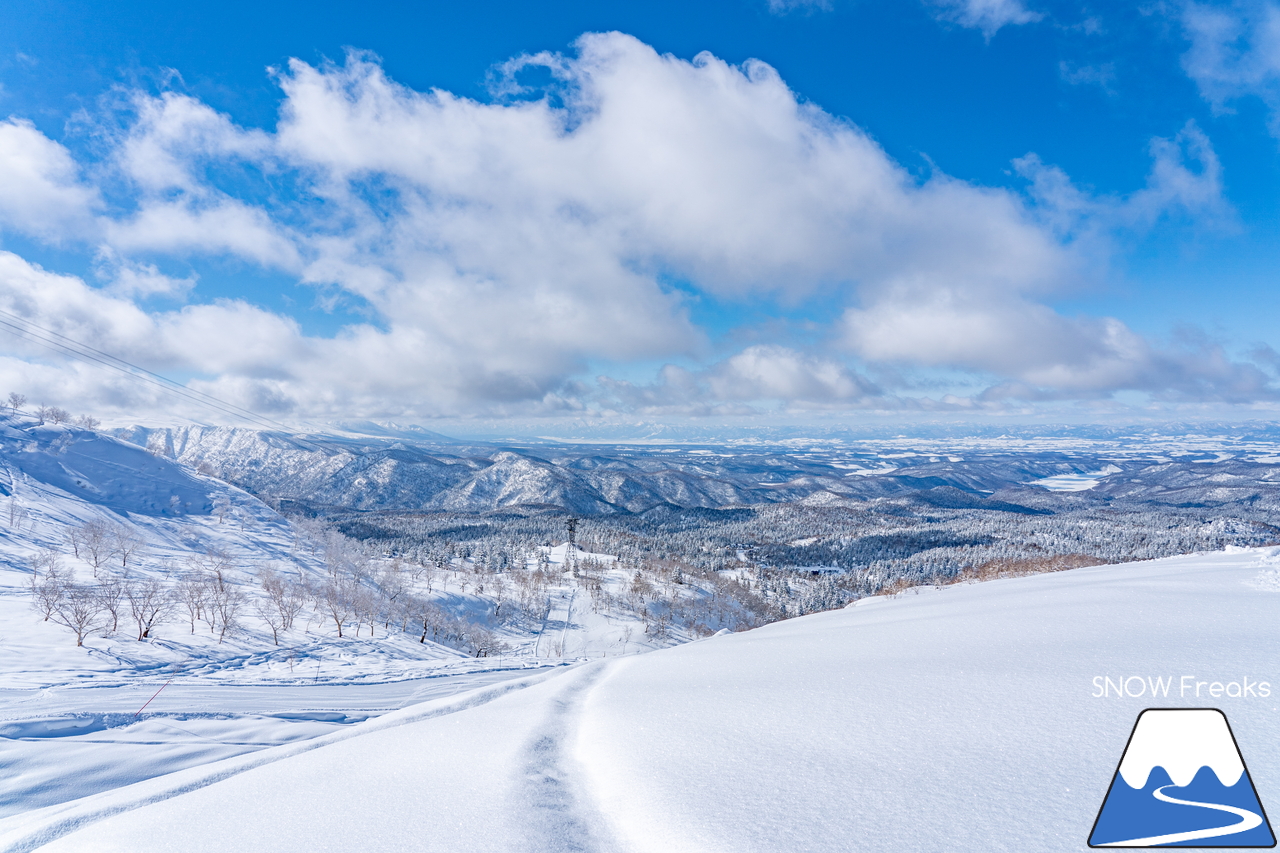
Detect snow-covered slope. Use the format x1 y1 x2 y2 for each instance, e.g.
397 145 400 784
0 416 679 675
114 424 483 511
7 546 1279 852
0 415 741 833
0 419 292 568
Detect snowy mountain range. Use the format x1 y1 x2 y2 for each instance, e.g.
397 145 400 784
111 424 1280 517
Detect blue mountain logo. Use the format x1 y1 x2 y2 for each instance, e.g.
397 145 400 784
1090 708 1275 847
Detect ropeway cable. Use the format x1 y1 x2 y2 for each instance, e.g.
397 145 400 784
0 306 299 433
0 306 285 428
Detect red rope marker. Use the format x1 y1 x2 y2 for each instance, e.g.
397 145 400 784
134 662 184 717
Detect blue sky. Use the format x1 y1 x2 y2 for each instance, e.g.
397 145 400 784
0 0 1279 425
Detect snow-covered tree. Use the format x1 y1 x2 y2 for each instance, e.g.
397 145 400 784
259 566 307 633
27 548 66 621
50 583 105 646
125 578 175 641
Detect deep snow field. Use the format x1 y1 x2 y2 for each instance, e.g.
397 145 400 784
3 417 1280 851
2 547 1278 851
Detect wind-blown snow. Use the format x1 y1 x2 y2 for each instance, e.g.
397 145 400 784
6 546 1280 852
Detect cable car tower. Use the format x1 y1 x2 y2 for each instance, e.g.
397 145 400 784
566 516 579 577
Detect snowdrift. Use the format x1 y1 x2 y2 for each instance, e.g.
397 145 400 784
7 546 1280 852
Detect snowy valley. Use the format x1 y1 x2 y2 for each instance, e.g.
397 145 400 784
1 416 1279 850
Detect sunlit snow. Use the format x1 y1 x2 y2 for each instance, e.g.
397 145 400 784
4 546 1279 852
1029 464 1122 491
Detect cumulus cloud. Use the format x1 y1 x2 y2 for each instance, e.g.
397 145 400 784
1014 120 1230 239
978 329 1280 404
95 253 197 299
0 118 99 241
112 92 272 193
94 92 300 268
0 251 305 377
257 36 1086 412
1180 1 1280 134
0 32 1269 419
928 0 1043 37
103 199 300 268
844 298 1276 403
838 121 1237 397
0 250 569 418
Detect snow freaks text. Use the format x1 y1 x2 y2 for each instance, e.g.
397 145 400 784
1092 676 1272 699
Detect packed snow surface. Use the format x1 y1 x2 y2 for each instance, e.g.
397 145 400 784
5 546 1279 852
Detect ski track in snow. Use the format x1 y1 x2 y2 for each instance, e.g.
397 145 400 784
517 662 612 853
0 666 575 853
0 665 557 818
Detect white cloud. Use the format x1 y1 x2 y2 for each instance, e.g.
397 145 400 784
978 329 1279 404
113 92 271 193
104 199 301 269
838 121 1237 397
95 92 299 268
95 253 197 299
1014 120 1231 238
0 251 323 417
928 0 1043 38
1129 122 1232 225
282 34 1064 304
599 345 880 412
0 33 1268 419
598 346 882 415
0 251 303 376
259 36 1081 411
707 346 878 402
1181 1 1280 135
1059 61 1117 94
0 118 98 242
